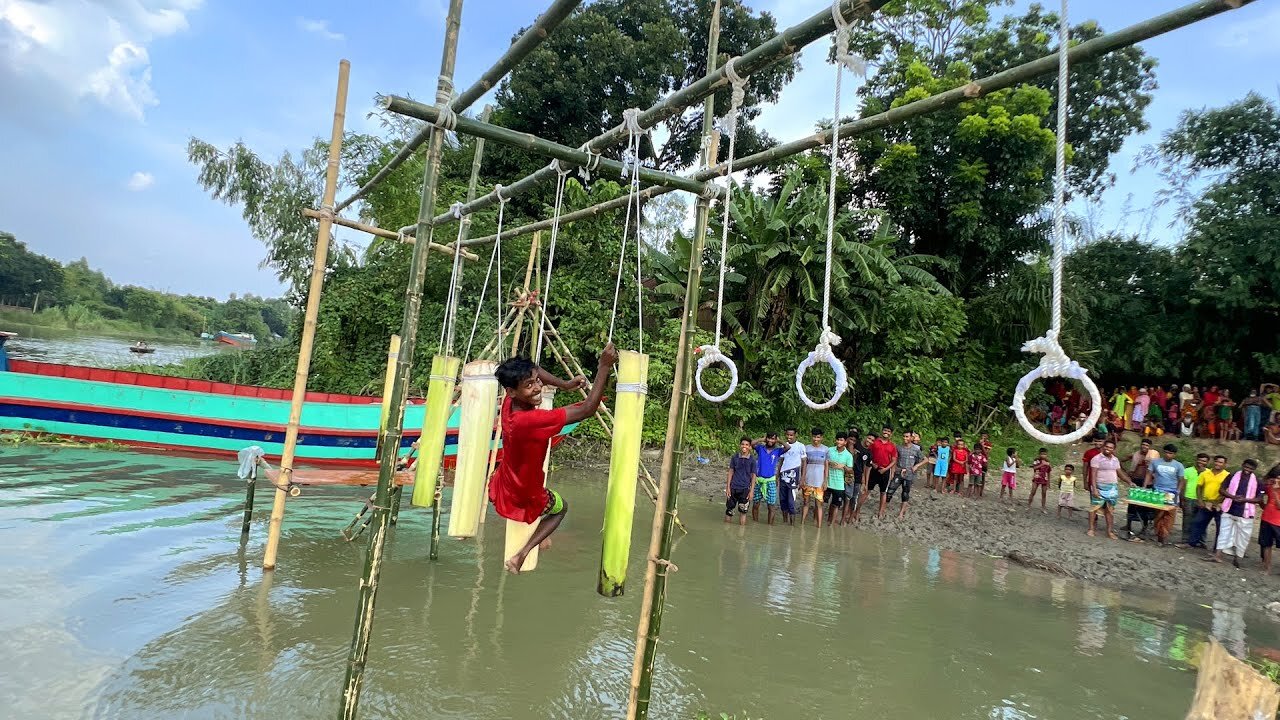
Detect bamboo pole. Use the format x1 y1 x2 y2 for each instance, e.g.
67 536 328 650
376 334 401 461
404 0 889 234
261 59 349 572
300 208 477 260
599 350 650 596
333 0 583 212
627 3 721 714
338 0 464 716
466 0 1257 248
381 95 725 201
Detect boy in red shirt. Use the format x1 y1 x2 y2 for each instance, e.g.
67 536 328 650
490 343 617 573
1260 467 1280 574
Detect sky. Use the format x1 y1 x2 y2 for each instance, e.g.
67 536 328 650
1 0 1277 300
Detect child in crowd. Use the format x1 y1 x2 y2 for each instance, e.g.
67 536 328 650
1180 412 1195 437
778 427 806 525
725 437 755 526
1260 466 1280 575
949 439 970 495
825 433 853 526
843 434 872 524
800 428 829 528
999 448 1020 503
925 441 939 490
1057 463 1077 519
1028 447 1051 512
968 443 987 499
933 437 951 494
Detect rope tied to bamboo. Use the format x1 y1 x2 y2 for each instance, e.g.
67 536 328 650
533 164 573 363
439 201 469 354
464 186 507 362
608 108 647 354
795 1 864 412
578 144 602 182
1010 0 1101 445
651 557 679 574
696 56 749 403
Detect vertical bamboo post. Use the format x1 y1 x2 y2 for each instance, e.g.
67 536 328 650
241 474 256 535
262 59 349 571
627 3 720 716
598 350 650 596
338 1 464 715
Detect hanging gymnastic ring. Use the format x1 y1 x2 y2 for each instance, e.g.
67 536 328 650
695 344 738 403
794 345 848 411
1010 355 1103 445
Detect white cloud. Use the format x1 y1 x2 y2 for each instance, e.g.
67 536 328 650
1214 7 1280 53
297 17 343 41
0 0 203 120
126 171 154 191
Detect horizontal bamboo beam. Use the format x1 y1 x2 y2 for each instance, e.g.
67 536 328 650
381 95 726 200
410 0 890 230
333 0 584 213
465 0 1255 247
301 208 479 261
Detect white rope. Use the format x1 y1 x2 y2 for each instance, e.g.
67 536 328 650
696 56 748 404
464 192 506 362
1010 0 1101 445
533 163 572 364
440 201 467 354
795 2 863 411
608 108 646 355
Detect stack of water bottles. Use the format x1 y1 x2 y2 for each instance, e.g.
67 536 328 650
1127 487 1177 506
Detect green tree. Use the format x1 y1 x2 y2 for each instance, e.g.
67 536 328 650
0 231 64 306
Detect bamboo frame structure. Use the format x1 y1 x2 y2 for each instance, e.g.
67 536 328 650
333 0 583 213
261 59 349 572
466 0 1260 249
299 208 478 260
381 95 726 201
399 0 891 234
338 0 464 716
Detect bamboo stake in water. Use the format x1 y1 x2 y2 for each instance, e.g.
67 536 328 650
628 3 720 714
262 59 349 571
339 1 464 715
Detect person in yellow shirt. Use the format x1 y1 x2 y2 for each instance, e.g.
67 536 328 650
1189 455 1229 549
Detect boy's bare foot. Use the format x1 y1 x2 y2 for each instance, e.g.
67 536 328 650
1107 533 1119 540
724 515 731 524
505 553 528 574
1087 529 1095 537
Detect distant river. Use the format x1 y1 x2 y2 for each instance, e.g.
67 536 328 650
1 324 227 368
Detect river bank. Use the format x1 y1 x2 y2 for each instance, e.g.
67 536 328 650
555 433 1280 611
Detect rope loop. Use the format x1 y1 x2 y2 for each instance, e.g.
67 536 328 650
695 344 739 403
578 144 602 182
795 329 848 411
719 57 749 135
494 183 507 203
433 105 458 132
1011 330 1103 444
621 107 644 135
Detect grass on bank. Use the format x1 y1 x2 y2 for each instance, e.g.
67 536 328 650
0 306 194 340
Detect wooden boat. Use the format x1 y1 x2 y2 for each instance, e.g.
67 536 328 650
129 345 156 354
0 359 575 467
214 331 257 347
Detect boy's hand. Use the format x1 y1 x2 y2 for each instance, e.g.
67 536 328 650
599 342 619 369
569 375 588 390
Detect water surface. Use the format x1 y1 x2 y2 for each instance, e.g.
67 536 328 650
2 325 223 367
0 446 1272 719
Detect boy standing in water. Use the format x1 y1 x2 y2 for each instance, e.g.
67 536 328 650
844 434 872 524
778 427 806 524
491 343 617 574
825 433 853 526
801 428 829 527
725 437 755 526
752 432 783 525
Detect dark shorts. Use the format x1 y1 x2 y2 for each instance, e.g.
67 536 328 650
888 471 914 503
726 487 750 516
845 482 861 500
1261 521 1280 548
779 468 800 489
869 468 890 494
824 488 846 507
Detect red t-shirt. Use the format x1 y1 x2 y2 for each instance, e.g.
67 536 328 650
1082 447 1101 487
1263 486 1280 526
950 447 970 474
870 438 897 469
488 396 568 524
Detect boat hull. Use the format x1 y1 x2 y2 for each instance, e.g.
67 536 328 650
0 360 574 467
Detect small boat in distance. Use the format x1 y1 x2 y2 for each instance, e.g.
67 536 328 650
214 331 257 347
129 341 156 354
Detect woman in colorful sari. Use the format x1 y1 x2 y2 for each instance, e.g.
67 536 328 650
1132 387 1150 430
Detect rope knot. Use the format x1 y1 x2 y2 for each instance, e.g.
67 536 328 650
622 107 644 135
815 329 842 361
494 183 507 203
830 1 867 77
449 202 464 220
433 105 458 131
1021 330 1086 381
578 144 601 182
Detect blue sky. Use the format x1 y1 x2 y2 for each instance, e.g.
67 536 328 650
1 0 1277 300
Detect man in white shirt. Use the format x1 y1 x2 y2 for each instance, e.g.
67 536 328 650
778 426 807 525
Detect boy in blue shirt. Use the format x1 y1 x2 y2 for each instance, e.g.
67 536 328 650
932 437 951 493
752 432 784 525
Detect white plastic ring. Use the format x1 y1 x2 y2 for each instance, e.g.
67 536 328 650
695 344 738 403
1011 365 1103 445
794 347 848 411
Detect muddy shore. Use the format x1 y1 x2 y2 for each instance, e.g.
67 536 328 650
555 436 1280 611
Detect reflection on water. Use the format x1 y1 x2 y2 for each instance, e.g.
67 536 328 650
2 325 224 367
1 445 1278 719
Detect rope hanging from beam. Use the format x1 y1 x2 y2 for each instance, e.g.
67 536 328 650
607 109 647 354
1010 0 1101 445
695 57 747 404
